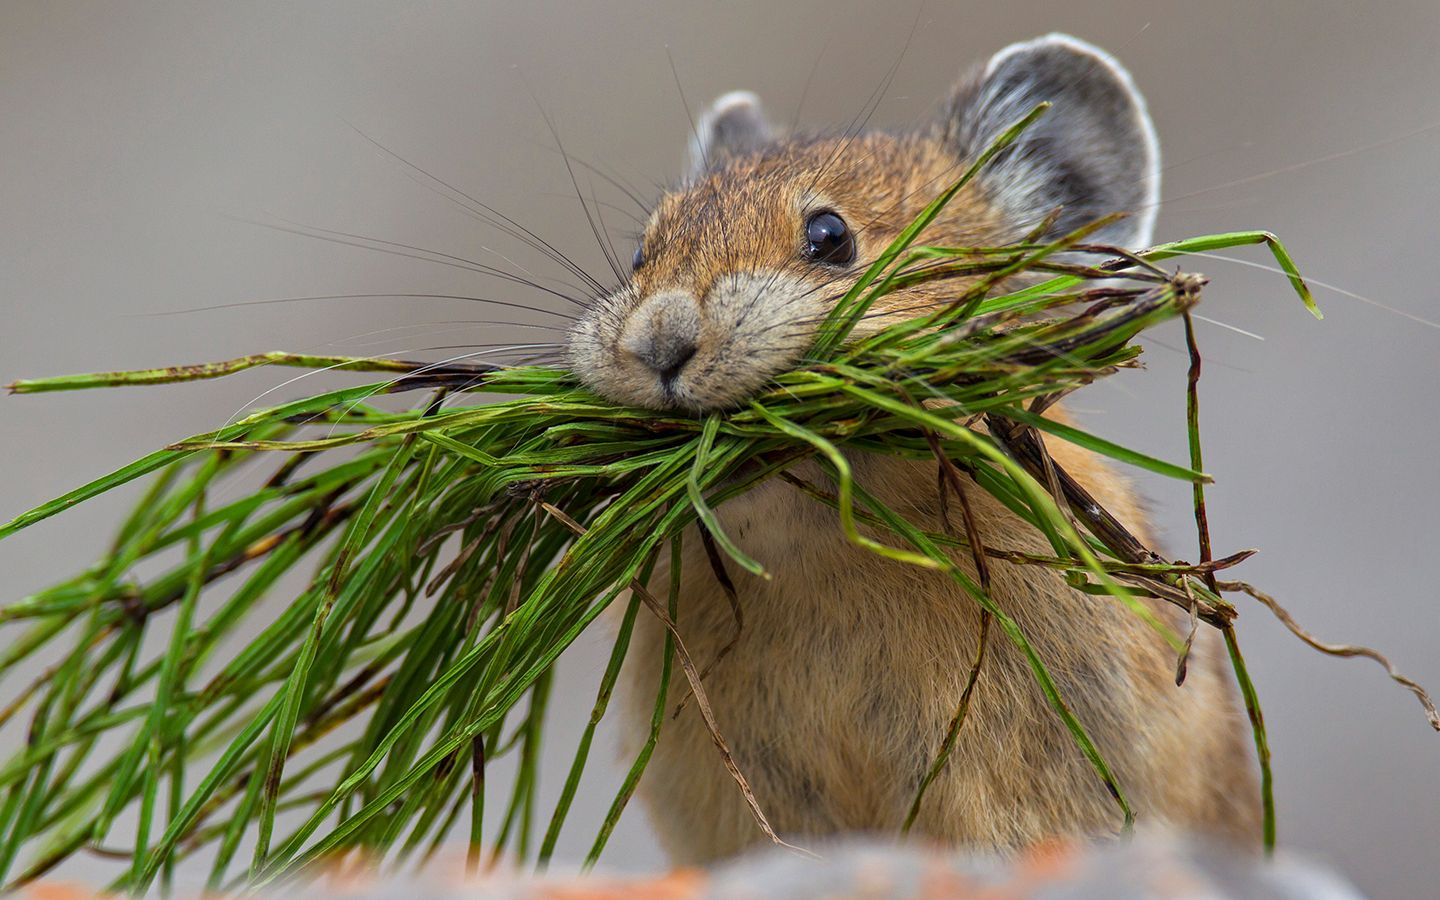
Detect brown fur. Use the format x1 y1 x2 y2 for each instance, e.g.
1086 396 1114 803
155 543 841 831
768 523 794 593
622 440 1258 863
571 62 1259 864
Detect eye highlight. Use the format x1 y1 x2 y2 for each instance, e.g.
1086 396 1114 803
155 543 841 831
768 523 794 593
631 246 645 271
803 211 855 266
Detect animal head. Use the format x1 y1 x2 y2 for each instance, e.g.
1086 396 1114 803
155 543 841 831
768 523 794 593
569 34 1159 411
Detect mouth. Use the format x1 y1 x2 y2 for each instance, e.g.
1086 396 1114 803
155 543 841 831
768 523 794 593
647 364 721 413
657 376 684 409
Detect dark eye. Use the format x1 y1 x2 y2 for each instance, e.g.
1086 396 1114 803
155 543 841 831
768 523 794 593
803 211 855 266
632 246 645 271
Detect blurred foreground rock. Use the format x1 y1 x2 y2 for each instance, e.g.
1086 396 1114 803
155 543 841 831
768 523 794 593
21 834 1363 899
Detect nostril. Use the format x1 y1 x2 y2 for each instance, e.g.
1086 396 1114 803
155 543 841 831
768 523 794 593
657 342 697 383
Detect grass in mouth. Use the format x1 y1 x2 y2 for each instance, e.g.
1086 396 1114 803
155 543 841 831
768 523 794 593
0 104 1433 894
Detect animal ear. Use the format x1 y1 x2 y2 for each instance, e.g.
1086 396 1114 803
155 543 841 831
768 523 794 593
941 34 1160 249
687 91 775 179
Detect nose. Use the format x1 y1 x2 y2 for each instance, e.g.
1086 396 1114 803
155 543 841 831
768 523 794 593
620 290 701 382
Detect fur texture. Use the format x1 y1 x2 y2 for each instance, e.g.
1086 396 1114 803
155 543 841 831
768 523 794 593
568 34 1259 864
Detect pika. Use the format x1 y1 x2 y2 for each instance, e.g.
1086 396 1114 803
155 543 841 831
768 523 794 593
569 34 1259 864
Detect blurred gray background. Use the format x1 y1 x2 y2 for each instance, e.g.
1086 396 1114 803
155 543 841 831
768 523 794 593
2 1 1437 896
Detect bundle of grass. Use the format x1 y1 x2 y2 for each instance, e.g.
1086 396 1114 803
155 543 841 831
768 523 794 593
1 107 1433 895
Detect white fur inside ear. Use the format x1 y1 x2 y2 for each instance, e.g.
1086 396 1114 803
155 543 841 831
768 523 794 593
687 90 773 179
985 33 1161 247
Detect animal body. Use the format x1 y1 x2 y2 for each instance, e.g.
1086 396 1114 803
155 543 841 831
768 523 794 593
569 34 1259 864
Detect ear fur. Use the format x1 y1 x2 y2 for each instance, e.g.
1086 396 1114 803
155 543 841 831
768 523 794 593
687 90 775 180
942 33 1161 249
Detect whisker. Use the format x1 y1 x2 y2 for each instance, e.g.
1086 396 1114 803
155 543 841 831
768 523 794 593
1159 118 1440 208
1190 314 1265 342
1184 250 1440 330
342 329 566 351
385 342 564 355
589 181 630 280
668 47 706 173
538 192 645 225
218 345 445 436
559 154 654 216
261 213 568 291
790 33 833 132
799 8 922 205
505 350 567 369
1145 335 1254 374
1156 140 1255 177
345 120 610 295
326 319 565 348
230 216 590 309
665 48 748 279
137 293 577 323
321 344 558 439
1160 197 1261 217
531 103 626 283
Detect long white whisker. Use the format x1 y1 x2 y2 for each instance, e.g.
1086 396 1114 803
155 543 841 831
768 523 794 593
218 346 440 436
1160 118 1440 207
1185 250 1440 330
1190 314 1265 342
326 320 564 349
137 293 578 323
322 344 560 441
347 332 563 352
